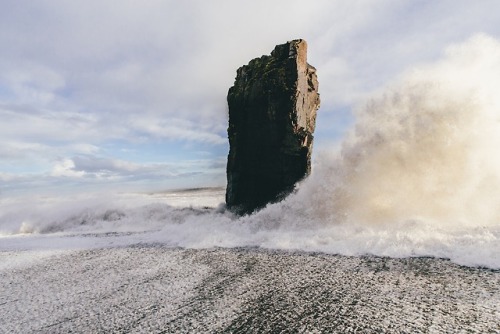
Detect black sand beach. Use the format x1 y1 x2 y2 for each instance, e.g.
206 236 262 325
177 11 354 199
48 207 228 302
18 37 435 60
2 246 498 333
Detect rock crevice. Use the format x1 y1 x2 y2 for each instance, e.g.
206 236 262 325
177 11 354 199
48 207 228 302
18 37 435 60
226 39 320 214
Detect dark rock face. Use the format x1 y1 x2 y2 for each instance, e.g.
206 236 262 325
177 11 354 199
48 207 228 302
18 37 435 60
226 39 320 214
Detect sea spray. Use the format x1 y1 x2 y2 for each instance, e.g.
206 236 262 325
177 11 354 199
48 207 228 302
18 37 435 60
238 34 500 267
273 33 500 228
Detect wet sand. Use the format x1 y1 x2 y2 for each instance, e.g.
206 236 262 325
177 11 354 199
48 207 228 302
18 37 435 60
1 246 499 333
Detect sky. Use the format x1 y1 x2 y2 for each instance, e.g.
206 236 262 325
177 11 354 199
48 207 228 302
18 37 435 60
2 0 500 197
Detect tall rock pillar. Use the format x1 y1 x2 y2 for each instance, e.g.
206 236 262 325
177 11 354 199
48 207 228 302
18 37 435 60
226 39 320 214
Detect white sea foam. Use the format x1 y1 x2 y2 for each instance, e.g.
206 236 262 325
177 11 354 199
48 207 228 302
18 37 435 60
1 34 500 269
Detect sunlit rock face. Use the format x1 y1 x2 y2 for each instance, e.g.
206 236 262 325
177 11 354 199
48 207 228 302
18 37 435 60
226 39 320 215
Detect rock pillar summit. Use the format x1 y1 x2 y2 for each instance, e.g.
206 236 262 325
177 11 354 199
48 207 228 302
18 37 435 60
226 39 320 214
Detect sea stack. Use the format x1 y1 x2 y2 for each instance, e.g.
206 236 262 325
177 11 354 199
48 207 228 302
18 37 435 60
226 39 320 214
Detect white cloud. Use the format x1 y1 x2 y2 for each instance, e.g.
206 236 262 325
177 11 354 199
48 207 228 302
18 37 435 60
0 155 225 197
50 154 224 182
131 117 226 145
2 0 500 193
51 159 86 178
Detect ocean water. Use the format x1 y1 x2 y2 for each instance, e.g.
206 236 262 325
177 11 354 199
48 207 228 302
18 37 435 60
1 34 500 269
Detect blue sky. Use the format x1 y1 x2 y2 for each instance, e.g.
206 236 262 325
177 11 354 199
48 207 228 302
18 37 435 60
2 0 500 196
